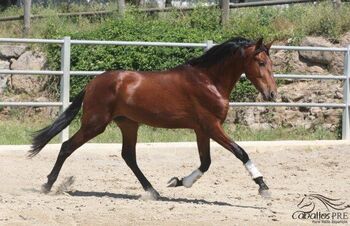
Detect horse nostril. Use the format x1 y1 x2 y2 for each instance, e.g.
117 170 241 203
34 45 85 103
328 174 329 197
270 91 276 99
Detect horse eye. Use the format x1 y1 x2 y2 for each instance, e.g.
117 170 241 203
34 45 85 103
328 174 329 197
258 62 266 67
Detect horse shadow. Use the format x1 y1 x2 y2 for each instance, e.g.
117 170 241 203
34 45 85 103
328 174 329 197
66 190 266 210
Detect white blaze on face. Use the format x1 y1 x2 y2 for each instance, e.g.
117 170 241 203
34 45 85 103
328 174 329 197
244 160 263 179
182 169 203 188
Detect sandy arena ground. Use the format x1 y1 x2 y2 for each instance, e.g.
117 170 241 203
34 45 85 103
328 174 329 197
0 141 349 226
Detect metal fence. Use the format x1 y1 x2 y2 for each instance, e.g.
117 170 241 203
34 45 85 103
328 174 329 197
0 0 314 22
0 37 349 141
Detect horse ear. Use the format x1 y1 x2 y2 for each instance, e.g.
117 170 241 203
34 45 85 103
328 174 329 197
255 38 264 50
265 40 274 50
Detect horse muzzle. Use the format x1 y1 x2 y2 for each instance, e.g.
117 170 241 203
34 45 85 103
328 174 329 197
262 90 277 102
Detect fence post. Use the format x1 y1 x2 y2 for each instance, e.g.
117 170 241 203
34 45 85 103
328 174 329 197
342 45 350 140
205 40 214 51
220 0 229 27
118 0 125 17
333 0 341 9
23 0 31 36
59 36 71 143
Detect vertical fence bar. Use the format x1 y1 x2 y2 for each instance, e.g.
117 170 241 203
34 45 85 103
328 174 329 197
23 0 31 36
59 36 71 143
118 0 125 17
220 0 229 27
205 40 214 51
342 45 350 140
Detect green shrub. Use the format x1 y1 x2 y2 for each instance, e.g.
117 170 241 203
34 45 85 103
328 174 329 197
36 2 350 101
45 10 253 99
230 79 257 102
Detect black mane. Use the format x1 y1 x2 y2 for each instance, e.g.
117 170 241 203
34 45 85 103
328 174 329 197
187 37 254 68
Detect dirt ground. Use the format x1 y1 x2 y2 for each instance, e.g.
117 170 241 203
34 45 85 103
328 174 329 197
0 142 349 226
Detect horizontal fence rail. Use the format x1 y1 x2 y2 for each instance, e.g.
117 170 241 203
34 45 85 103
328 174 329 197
229 102 346 108
0 102 63 107
0 0 314 22
0 37 349 141
0 70 346 80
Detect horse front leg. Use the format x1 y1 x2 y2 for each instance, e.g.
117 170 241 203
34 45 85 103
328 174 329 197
206 121 270 197
167 129 211 188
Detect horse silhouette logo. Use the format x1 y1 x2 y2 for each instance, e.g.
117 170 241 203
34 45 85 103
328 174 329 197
292 194 350 221
298 194 350 213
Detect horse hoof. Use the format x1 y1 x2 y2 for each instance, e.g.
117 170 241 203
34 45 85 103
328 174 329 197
259 188 271 199
167 177 180 187
41 183 52 194
149 188 161 200
141 188 160 201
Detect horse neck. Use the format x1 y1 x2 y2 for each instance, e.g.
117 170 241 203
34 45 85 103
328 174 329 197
206 55 244 99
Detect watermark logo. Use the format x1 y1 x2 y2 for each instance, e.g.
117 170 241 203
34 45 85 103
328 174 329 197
292 194 349 224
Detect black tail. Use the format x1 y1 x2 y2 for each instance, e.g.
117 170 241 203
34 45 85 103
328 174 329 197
28 90 86 158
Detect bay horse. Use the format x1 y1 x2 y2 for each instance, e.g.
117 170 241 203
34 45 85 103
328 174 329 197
29 37 277 200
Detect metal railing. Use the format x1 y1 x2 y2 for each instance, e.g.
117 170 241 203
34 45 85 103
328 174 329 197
0 37 349 141
0 0 313 22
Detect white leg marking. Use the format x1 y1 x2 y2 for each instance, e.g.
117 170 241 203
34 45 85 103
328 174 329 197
244 160 263 179
140 188 160 201
182 169 203 188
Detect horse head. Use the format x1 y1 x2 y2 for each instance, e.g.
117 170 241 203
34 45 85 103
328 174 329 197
297 194 316 213
298 194 350 212
243 38 277 101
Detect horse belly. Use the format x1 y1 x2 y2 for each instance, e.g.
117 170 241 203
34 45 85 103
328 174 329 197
119 90 194 128
122 103 194 128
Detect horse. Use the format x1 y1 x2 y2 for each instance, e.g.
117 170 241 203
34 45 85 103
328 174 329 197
29 37 277 200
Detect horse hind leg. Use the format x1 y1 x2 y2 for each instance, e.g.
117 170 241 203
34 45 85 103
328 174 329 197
115 118 160 200
42 114 109 193
167 129 211 188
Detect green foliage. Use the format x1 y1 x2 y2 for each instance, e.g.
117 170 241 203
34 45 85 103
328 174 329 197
228 7 280 41
284 2 350 41
45 10 229 98
42 2 350 100
43 8 267 100
230 79 257 102
297 3 342 40
3 2 350 100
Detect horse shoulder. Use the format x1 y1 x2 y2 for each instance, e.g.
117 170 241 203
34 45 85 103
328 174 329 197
184 70 229 122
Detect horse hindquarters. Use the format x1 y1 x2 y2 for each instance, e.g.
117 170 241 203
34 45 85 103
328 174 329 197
42 84 114 193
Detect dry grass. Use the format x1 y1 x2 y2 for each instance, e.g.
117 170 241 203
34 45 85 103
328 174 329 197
0 118 338 145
